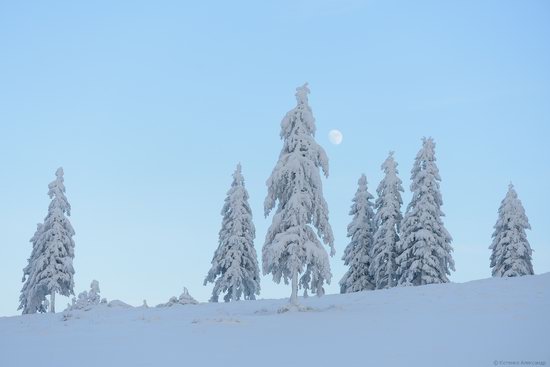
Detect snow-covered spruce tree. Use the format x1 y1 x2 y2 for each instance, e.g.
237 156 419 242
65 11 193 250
489 184 534 277
340 174 376 293
19 223 48 314
396 138 454 286
263 83 335 305
204 164 260 302
370 152 404 289
20 168 76 313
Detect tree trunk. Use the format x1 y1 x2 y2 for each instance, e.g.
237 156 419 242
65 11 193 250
290 271 298 305
388 253 393 288
50 292 55 313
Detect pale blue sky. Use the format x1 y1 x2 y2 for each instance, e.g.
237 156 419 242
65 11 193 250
1 0 549 316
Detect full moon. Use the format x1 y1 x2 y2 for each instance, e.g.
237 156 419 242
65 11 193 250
328 129 343 145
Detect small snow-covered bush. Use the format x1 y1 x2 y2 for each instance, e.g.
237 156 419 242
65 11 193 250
65 280 107 312
156 287 198 307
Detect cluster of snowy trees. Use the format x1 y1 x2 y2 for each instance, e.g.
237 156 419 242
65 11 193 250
205 84 334 305
338 139 534 294
203 84 535 304
339 139 455 293
19 84 535 314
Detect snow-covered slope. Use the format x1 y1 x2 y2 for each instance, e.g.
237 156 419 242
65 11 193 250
1 274 549 367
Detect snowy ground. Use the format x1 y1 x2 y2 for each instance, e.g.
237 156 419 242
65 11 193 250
1 274 549 367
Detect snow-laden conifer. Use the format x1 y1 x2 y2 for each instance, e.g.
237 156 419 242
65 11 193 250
263 83 335 305
19 223 47 314
489 184 534 277
204 164 260 302
19 168 76 313
370 152 404 289
340 174 376 293
396 138 454 286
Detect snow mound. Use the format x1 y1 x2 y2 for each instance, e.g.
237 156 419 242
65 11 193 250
107 300 133 308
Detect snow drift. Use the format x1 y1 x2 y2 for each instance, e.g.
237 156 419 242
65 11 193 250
1 273 549 367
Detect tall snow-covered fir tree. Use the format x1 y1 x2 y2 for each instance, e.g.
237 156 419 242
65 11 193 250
19 167 76 313
19 223 48 314
489 184 534 277
204 164 260 302
340 174 376 293
263 83 335 305
370 152 404 289
396 138 454 286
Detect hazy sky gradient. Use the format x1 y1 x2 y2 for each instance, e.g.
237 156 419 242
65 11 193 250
1 0 549 316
